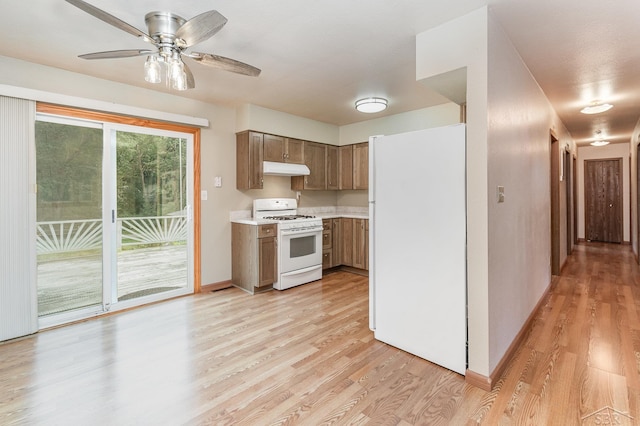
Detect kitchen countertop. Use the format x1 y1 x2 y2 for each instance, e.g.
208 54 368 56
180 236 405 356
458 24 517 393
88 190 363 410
230 206 369 224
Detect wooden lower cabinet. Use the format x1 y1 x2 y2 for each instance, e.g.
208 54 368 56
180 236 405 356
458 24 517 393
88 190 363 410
323 217 368 271
341 218 354 267
331 218 342 267
231 223 277 293
322 219 332 270
353 218 367 270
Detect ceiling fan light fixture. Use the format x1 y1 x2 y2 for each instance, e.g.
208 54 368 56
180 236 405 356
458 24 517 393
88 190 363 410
580 101 613 114
66 0 262 92
168 57 188 91
144 55 161 84
590 140 610 147
356 97 388 113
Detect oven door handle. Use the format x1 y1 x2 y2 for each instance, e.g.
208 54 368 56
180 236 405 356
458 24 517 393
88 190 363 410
281 227 323 236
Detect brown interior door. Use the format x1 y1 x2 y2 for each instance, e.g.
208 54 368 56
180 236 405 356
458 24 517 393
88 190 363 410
585 159 622 243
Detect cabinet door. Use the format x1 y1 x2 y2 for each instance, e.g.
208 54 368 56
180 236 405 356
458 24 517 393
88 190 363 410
263 134 286 163
353 218 367 269
353 142 368 190
341 218 353 267
236 131 263 190
286 138 304 164
249 133 264 189
258 236 277 287
326 145 339 190
331 218 342 267
303 141 327 190
339 145 353 190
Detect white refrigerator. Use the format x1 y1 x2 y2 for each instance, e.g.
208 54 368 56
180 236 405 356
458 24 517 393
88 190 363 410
368 124 467 375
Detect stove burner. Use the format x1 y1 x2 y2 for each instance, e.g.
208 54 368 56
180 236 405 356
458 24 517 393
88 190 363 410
263 214 316 220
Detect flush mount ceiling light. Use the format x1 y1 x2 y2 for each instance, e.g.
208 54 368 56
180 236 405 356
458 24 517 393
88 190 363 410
355 97 388 113
590 140 610 147
580 101 613 114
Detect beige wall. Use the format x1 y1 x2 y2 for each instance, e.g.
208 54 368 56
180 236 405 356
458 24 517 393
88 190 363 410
0 55 459 286
417 7 576 377
631 125 640 256
577 143 630 242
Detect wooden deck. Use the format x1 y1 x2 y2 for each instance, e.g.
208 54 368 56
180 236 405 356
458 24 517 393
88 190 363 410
37 244 187 316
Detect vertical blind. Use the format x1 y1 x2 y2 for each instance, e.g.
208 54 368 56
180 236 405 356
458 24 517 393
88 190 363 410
0 96 38 341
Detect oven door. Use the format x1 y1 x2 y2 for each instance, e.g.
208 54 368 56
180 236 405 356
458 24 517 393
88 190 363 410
280 227 323 274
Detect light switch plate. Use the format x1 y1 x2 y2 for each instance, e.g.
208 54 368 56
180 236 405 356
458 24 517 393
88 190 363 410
214 176 222 188
497 186 505 203
201 190 208 201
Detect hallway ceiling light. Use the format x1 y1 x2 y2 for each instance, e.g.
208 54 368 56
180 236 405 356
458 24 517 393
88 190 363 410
355 97 388 113
590 140 610 147
580 101 613 114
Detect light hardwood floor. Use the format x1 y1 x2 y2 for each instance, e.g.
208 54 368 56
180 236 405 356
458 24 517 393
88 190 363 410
1 242 638 425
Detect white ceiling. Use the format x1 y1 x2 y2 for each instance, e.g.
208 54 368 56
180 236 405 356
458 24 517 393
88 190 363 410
1 0 639 146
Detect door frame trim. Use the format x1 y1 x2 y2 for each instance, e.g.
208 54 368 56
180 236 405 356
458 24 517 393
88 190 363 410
36 103 201 292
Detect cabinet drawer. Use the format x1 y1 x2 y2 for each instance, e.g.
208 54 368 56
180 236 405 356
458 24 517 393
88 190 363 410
322 249 332 270
258 224 277 238
323 219 331 231
322 230 332 249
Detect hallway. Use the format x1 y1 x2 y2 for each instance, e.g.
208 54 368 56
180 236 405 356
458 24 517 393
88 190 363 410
475 241 640 424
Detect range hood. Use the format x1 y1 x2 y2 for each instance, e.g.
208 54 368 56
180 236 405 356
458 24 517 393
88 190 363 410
263 161 310 176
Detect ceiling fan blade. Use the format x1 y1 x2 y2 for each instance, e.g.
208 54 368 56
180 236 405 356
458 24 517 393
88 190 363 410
65 0 151 41
183 61 196 89
79 49 155 60
175 10 227 47
190 52 261 77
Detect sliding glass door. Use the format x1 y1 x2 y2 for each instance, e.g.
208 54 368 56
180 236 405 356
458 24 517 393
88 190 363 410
36 116 193 326
111 127 191 305
35 117 104 317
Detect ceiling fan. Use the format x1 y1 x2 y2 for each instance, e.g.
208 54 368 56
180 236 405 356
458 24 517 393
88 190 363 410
65 0 261 90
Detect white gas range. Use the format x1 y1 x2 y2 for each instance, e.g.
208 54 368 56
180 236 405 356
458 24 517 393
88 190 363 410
253 198 323 290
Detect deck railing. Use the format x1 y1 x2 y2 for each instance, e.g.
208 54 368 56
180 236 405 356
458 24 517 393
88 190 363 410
36 215 187 254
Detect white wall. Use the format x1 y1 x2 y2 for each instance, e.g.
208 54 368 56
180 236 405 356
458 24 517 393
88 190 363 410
417 7 575 378
577 143 630 242
338 103 460 145
630 125 640 256
486 13 574 374
236 103 339 145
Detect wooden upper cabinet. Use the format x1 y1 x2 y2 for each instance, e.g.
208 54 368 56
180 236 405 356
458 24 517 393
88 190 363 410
326 145 339 190
285 138 304 164
292 141 326 190
339 145 353 190
262 134 285 163
353 142 368 190
237 129 367 192
236 131 263 190
263 135 304 164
